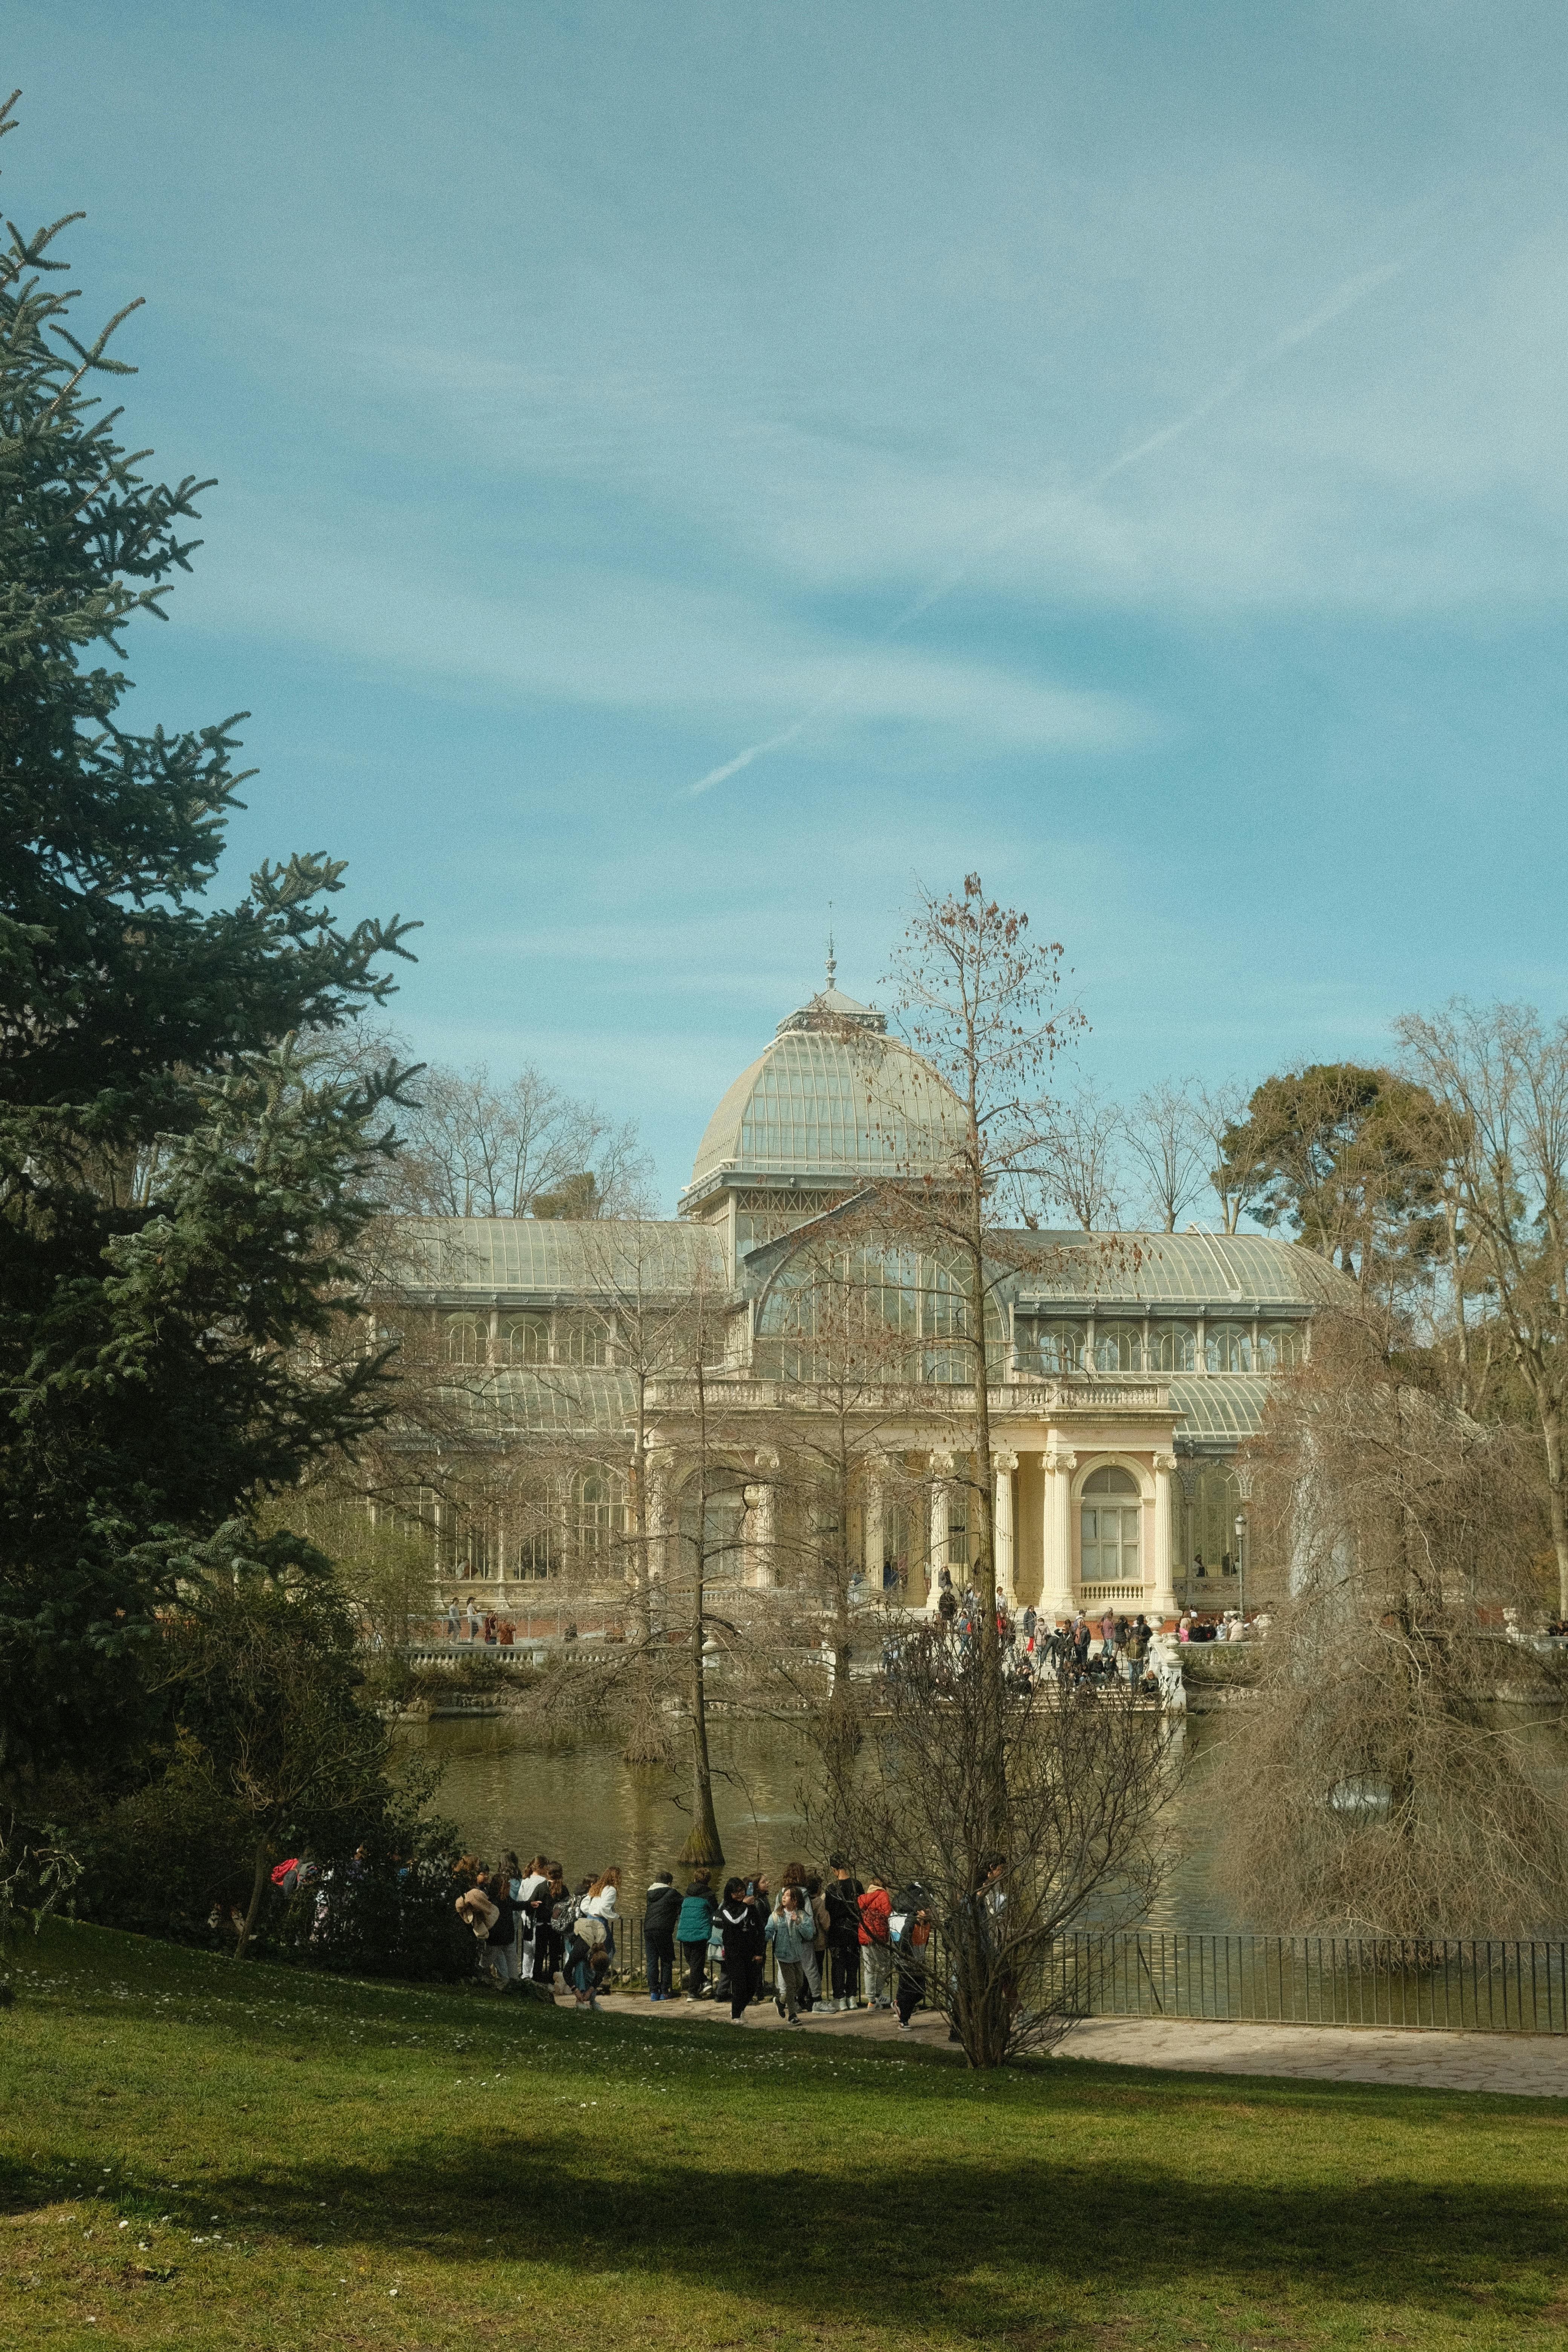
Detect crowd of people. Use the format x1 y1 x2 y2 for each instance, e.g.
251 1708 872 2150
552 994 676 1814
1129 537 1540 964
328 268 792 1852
450 1852 937 2026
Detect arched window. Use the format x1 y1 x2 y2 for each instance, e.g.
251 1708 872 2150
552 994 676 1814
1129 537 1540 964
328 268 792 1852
502 1314 550 1364
1150 1320 1197 1373
676 1473 749 1580
755 1242 1002 1386
513 1482 562 1577
1093 1321 1143 1374
559 1314 609 1367
1081 1464 1141 1588
1033 1319 1084 1373
444 1314 485 1366
1256 1322 1303 1370
574 1465 628 1562
1205 1320 1254 1373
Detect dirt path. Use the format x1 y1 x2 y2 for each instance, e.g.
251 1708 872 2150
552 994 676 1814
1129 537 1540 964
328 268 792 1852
593 1989 1568 2096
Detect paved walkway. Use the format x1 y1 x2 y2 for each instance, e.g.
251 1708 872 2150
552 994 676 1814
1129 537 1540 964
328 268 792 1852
593 1991 1568 2097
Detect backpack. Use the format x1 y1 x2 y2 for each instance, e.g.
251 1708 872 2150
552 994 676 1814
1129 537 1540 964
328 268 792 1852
573 1913 606 1950
550 1896 577 1933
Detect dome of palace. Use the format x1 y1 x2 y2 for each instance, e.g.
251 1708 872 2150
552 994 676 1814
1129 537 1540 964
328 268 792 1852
683 978 966 1200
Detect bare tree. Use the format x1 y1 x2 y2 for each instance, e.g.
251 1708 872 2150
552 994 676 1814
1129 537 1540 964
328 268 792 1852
566 1219 726 1761
1191 1078 1264 1234
1217 1313 1568 1938
1034 1083 1125 1230
389 1056 651 1220
1121 1079 1208 1232
1398 1003 1568 1618
747 1210 950 1751
818 1622 1174 2067
877 874 1086 1675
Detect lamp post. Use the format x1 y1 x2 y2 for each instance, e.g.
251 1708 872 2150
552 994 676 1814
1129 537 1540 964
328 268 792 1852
1233 1510 1247 1628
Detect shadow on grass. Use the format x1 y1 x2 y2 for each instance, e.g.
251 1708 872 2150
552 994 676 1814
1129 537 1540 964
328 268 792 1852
194 2126 1566 2337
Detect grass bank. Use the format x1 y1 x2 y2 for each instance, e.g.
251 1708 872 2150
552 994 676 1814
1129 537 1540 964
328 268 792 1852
2 1920 1565 2349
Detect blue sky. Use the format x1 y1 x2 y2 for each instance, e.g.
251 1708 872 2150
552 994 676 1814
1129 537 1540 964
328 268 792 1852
9 2 1568 1206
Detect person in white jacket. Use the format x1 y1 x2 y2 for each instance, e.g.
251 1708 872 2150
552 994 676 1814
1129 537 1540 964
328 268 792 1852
582 1869 621 1965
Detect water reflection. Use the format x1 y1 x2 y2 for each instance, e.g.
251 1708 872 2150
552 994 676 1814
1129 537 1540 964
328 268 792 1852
402 1710 1239 1929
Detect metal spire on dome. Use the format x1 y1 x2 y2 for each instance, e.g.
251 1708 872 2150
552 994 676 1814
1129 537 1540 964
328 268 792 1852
825 905 836 993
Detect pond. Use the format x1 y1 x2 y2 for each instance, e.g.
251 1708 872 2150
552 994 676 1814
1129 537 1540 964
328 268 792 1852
399 1709 1240 1929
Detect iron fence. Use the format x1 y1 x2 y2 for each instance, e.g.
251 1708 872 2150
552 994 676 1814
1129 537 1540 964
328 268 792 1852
1052 1930 1568 2034
576 1919 1566 2033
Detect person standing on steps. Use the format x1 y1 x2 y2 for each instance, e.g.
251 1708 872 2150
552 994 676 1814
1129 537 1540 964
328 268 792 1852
676 1869 717 2000
824 1855 864 2011
644 1870 681 2000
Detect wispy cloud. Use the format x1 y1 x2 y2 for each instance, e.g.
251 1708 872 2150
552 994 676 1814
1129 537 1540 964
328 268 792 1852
688 251 1414 796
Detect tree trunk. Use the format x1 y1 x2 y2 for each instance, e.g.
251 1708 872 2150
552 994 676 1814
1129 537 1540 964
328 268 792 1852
621 1413 666 1765
1444 1198 1470 1412
678 1482 724 1868
234 1834 270 1961
678 1643 725 1867
1542 1412 1568 1621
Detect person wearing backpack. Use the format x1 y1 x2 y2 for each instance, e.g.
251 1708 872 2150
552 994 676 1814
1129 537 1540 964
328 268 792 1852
454 1868 500 1981
482 1869 521 1987
565 1908 607 2010
824 1856 864 2012
676 1870 717 2001
536 1863 571 1989
643 1871 682 2000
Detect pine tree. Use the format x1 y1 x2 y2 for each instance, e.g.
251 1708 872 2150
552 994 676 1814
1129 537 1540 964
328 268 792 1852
0 96 418 1788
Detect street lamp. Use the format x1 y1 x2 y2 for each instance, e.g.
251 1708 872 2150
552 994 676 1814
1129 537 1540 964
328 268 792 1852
1233 1510 1247 1628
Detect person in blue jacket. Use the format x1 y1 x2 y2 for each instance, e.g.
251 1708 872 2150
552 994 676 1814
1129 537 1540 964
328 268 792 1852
675 1869 717 2000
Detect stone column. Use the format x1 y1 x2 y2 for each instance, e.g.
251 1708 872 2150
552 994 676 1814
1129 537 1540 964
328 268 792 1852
863 1465 886 1600
1040 1449 1077 1621
927 1452 954 1608
1150 1451 1180 1625
646 1446 672 1584
745 1447 780 1588
992 1450 1018 1606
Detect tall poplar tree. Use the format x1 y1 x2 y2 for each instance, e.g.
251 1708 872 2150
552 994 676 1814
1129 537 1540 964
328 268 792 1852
0 98 418 1788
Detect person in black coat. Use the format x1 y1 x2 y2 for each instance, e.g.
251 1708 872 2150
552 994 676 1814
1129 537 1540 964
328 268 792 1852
643 1871 682 2001
716 1877 765 2023
824 1855 864 2011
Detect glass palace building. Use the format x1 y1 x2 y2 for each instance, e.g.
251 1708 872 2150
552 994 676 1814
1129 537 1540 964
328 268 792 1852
398 981 1344 1620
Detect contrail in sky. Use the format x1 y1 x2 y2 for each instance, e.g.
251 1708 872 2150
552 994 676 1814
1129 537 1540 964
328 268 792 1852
686 252 1412 798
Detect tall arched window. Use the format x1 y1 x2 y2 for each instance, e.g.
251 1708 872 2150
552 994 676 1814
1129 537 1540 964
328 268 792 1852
444 1314 485 1366
574 1465 628 1562
1080 1464 1141 1587
1093 1321 1143 1373
1205 1320 1254 1373
1150 1320 1197 1373
502 1314 550 1364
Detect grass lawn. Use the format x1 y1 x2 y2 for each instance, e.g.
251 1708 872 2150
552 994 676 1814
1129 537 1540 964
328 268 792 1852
2 1921 1566 2349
